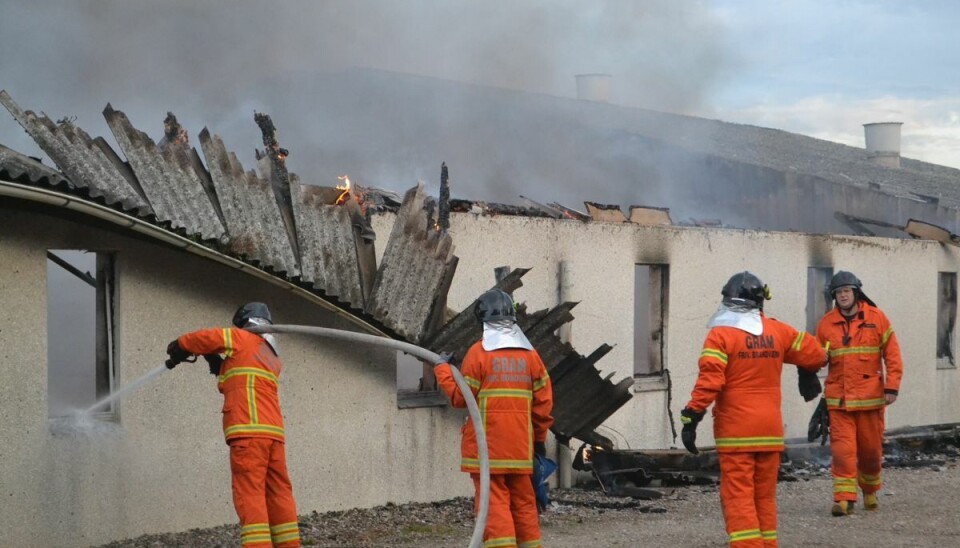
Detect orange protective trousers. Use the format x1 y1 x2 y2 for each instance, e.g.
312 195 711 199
719 452 780 547
230 438 301 547
829 408 884 502
471 473 542 548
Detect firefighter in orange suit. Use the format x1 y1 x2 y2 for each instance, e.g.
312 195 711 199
681 272 826 547
165 302 301 548
435 289 554 548
816 271 902 516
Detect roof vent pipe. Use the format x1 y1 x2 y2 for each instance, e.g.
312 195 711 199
863 122 902 168
575 74 612 103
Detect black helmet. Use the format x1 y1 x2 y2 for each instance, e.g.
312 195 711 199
721 271 769 310
232 302 273 328
474 289 516 323
827 271 862 297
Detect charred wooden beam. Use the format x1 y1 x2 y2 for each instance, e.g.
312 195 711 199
422 267 531 361
254 112 300 267
350 199 378 307
548 201 590 221
439 162 451 231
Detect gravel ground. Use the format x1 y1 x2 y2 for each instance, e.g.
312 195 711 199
97 453 960 548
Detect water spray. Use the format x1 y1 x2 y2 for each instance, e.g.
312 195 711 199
81 364 170 415
74 324 490 548
247 324 491 548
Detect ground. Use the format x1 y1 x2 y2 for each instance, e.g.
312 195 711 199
99 458 960 547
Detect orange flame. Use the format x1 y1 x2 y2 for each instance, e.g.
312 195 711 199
335 175 351 205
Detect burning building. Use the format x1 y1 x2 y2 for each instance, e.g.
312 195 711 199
1 86 959 547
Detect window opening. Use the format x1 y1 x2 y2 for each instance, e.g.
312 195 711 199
46 250 116 419
937 272 957 369
634 264 669 377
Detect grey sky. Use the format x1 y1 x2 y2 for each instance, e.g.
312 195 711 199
1 0 957 184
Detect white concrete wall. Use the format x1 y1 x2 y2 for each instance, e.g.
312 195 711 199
3 201 957 546
421 211 960 451
0 206 468 548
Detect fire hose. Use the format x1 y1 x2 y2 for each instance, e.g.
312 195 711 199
248 324 490 548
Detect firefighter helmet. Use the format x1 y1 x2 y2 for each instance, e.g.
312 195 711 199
828 270 862 297
474 289 516 323
721 271 769 310
232 302 273 328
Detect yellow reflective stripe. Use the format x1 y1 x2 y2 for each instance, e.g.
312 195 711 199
247 374 258 424
218 367 278 384
225 424 285 437
484 537 518 547
829 346 880 358
223 328 235 358
824 341 830 352
270 522 299 534
846 398 886 408
715 436 784 448
481 388 533 399
729 529 762 542
464 376 481 389
533 375 549 391
834 477 858 493
241 522 271 545
826 397 842 408
273 532 301 543
792 331 805 351
881 327 894 347
762 530 778 540
859 473 882 486
700 348 728 364
461 457 532 469
518 540 542 548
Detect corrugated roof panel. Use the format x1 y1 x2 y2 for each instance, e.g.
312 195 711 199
197 129 298 276
0 91 150 214
366 183 456 342
103 105 225 241
290 177 366 308
0 144 72 189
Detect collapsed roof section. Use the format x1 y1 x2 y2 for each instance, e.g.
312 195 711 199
425 267 634 447
0 91 636 445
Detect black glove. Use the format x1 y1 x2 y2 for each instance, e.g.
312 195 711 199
534 441 546 458
798 369 822 402
807 398 830 445
680 407 706 455
165 339 191 370
203 354 224 376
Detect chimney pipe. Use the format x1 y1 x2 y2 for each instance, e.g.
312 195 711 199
575 74 612 103
863 122 902 168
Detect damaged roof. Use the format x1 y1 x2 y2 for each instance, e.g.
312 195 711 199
230 68 960 235
0 90 633 445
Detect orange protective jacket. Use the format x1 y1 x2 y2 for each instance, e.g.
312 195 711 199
686 315 826 452
816 302 903 411
178 328 286 444
436 341 554 474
